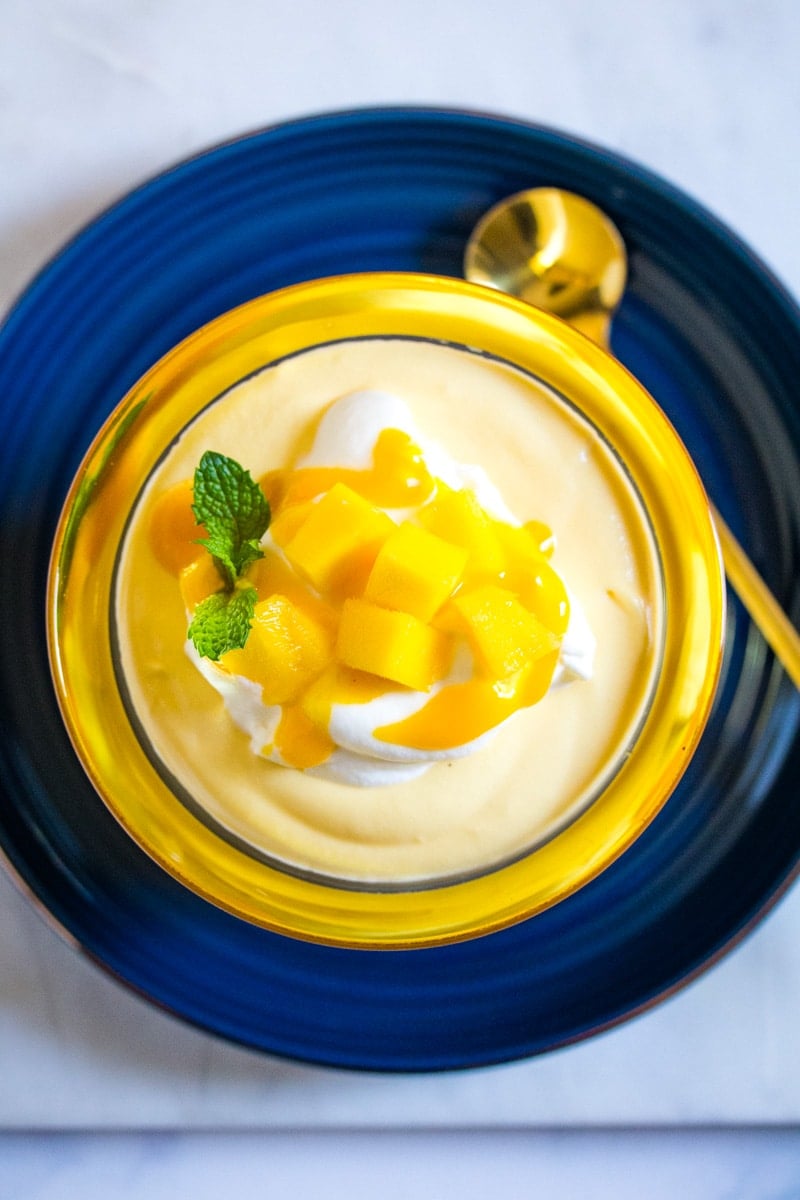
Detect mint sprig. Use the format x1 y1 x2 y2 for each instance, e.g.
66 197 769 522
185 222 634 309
187 451 271 660
192 450 271 590
188 585 258 661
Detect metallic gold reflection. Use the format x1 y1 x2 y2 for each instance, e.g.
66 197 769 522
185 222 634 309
465 188 627 347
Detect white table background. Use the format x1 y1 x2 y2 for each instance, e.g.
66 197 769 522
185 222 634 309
2 0 800 1195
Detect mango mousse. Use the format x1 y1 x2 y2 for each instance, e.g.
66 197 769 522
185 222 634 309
114 338 662 884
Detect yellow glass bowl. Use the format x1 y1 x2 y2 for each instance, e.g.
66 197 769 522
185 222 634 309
47 272 725 948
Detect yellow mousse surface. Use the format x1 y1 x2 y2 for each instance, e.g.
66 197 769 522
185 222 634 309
115 338 663 884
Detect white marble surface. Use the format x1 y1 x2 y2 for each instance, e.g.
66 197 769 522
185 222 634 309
3 1130 800 1200
2 0 800 1192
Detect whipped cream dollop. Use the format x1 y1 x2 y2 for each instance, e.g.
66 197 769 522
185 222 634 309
187 390 596 786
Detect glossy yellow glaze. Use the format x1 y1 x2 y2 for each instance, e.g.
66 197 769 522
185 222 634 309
263 426 435 508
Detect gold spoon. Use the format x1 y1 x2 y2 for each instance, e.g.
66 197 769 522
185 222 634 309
465 187 800 689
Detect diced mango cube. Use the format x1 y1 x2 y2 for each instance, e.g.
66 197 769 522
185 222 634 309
179 555 223 611
430 597 465 634
516 652 561 708
149 480 207 573
364 522 467 621
504 558 570 635
221 594 332 705
336 598 453 691
283 483 394 595
247 550 337 634
268 501 315 548
418 485 505 578
257 468 289 512
453 584 561 679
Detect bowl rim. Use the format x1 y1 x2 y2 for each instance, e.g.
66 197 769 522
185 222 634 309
46 270 726 948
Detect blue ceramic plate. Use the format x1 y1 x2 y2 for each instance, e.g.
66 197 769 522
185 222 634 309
1 108 799 1070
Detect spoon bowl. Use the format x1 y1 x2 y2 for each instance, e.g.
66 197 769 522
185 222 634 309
465 188 627 347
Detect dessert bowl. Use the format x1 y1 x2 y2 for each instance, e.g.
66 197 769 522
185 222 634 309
47 270 724 948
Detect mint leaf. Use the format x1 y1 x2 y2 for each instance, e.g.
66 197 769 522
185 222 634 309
188 585 258 660
192 451 270 590
186 452 270 657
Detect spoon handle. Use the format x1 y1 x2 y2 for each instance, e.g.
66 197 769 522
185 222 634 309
711 504 800 688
